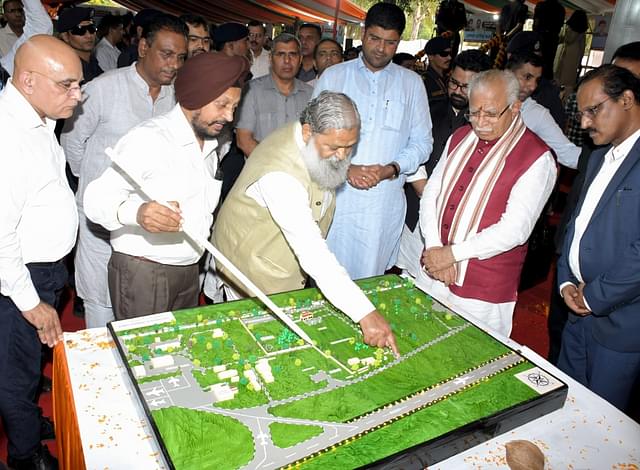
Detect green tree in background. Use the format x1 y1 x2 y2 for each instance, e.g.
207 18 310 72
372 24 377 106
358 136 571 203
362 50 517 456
351 0 441 41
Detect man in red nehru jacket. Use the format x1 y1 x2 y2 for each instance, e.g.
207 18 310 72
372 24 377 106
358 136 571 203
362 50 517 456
418 69 557 337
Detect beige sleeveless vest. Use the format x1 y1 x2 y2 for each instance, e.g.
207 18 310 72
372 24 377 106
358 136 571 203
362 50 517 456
212 123 336 296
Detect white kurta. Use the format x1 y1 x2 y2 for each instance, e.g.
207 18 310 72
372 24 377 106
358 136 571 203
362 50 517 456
61 65 175 311
418 135 557 337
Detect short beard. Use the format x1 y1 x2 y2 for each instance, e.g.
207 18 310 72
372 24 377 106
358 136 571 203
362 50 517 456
449 93 468 111
191 110 225 141
301 136 350 190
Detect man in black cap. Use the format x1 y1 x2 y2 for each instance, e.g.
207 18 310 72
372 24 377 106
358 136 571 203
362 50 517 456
57 7 102 83
83 53 248 319
424 36 452 126
214 22 249 60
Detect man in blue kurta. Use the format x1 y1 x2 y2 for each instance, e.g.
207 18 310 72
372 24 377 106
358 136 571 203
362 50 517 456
313 2 432 279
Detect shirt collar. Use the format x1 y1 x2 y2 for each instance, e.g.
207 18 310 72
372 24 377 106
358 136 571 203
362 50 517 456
167 104 218 156
609 128 640 162
356 53 392 76
130 63 173 100
266 72 305 96
2 80 54 130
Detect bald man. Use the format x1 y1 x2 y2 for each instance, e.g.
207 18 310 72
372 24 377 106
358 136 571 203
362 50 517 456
0 35 81 469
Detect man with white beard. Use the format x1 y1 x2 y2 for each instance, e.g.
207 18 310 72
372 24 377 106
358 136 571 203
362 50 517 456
212 91 399 354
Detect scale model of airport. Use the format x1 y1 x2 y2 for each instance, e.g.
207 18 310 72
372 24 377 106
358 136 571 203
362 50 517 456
108 275 567 470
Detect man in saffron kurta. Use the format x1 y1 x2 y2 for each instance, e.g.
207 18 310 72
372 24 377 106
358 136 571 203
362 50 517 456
419 70 557 337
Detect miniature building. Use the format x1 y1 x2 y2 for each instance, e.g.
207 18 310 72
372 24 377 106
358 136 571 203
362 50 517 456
150 355 174 369
212 328 224 338
133 365 146 378
255 359 274 383
218 369 238 380
243 370 262 391
213 365 227 373
361 357 376 366
211 383 237 403
347 357 361 366
231 376 240 383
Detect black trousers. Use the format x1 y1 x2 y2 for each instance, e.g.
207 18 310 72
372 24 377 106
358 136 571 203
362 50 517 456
0 261 66 459
547 268 569 365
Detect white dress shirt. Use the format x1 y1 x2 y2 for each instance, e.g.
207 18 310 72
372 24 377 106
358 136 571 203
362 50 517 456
563 129 640 298
61 64 175 307
250 48 270 79
94 37 120 72
84 104 222 265
0 82 78 310
521 97 581 169
243 125 375 323
0 0 52 74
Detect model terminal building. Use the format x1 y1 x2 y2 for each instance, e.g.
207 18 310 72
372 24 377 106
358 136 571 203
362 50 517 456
109 275 567 470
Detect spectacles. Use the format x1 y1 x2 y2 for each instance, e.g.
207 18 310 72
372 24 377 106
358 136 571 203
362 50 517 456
438 50 451 57
317 50 342 58
5 7 24 14
465 104 510 122
188 34 211 45
69 24 96 36
574 97 612 121
29 70 82 95
447 77 468 92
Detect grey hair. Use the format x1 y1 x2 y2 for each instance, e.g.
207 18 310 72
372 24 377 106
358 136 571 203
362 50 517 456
300 91 361 133
271 33 301 53
468 69 520 106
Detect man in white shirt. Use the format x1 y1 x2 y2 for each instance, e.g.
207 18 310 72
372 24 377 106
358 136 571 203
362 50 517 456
213 91 399 355
507 51 582 169
0 0 23 56
419 70 557 337
61 15 187 328
0 35 82 470
557 65 640 412
84 53 248 320
248 20 269 78
94 13 123 71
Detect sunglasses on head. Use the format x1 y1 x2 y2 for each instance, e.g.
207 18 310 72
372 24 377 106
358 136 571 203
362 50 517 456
69 24 96 36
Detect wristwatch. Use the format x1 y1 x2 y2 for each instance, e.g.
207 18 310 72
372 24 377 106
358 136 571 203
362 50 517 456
388 161 401 180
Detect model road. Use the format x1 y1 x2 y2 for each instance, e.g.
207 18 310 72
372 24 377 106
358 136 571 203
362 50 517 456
197 351 524 469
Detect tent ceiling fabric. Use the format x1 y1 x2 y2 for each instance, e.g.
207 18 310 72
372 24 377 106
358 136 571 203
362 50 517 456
99 0 365 25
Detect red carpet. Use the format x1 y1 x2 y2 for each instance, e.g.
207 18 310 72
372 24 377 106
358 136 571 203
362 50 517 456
0 278 554 464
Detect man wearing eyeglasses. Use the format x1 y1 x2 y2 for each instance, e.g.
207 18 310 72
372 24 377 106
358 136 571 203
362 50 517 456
419 69 556 337
57 7 102 84
0 35 82 470
556 65 640 412
398 49 491 279
248 20 269 78
179 14 209 59
307 38 342 87
61 14 188 329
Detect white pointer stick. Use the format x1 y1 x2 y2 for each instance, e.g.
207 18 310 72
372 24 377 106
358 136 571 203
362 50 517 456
105 147 313 344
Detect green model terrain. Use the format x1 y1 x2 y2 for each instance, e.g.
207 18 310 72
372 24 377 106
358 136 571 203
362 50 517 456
112 275 554 470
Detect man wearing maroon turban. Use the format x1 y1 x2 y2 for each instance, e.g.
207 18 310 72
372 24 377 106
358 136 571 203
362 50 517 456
83 52 249 320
